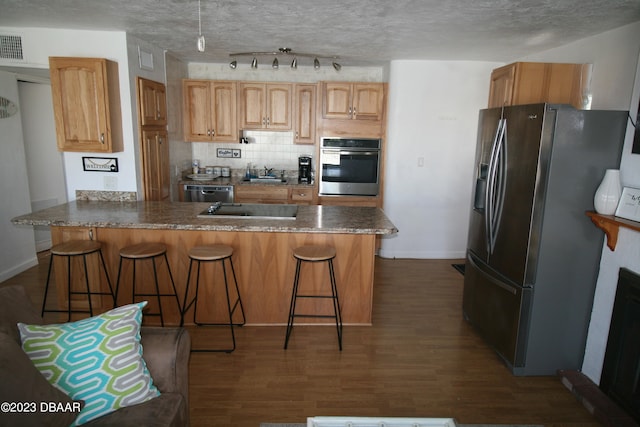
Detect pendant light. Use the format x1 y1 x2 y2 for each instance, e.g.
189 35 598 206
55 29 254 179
197 0 205 52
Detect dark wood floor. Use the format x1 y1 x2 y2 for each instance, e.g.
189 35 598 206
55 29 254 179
2 253 600 427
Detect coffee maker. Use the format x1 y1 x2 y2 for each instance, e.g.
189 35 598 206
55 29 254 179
298 156 312 184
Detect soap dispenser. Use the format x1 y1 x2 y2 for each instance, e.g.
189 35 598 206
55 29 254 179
245 163 251 179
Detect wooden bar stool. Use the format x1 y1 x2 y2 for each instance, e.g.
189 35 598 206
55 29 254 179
42 240 115 321
115 242 180 326
284 245 343 350
181 244 246 352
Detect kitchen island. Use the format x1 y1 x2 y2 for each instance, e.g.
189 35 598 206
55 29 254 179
12 201 397 326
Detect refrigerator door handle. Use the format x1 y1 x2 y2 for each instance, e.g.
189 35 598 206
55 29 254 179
467 253 518 295
486 118 506 255
491 119 508 252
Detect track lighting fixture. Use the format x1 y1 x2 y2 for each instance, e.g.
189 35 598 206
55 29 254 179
229 47 341 70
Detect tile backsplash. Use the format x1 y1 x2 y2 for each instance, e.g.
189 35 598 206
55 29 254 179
191 131 315 174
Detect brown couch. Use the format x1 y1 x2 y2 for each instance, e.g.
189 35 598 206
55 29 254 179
0 285 191 427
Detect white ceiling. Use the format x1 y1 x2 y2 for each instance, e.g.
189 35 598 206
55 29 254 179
1 0 640 68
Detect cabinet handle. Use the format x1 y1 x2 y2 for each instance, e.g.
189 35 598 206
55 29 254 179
207 129 211 136
88 229 94 240
100 133 105 144
211 129 215 137
267 117 270 127
158 137 163 144
352 107 357 117
348 107 352 117
262 117 266 126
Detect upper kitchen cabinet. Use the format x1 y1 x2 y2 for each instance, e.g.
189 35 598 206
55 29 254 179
183 80 238 142
239 82 292 130
293 84 317 144
488 62 591 109
49 57 123 152
322 82 385 121
138 77 167 126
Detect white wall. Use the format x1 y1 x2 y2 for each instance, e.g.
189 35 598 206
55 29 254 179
0 71 38 281
379 60 500 259
0 26 138 199
19 80 66 251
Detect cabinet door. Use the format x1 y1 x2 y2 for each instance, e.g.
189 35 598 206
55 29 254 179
138 77 167 126
141 130 170 201
322 82 352 119
352 83 384 121
266 84 292 129
183 80 214 141
49 57 120 152
235 185 289 203
211 81 238 141
488 64 516 108
294 84 316 144
239 83 266 129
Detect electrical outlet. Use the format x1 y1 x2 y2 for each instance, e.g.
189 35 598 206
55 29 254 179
104 175 117 190
417 157 425 167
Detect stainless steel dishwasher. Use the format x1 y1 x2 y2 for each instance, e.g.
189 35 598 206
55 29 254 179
182 184 234 202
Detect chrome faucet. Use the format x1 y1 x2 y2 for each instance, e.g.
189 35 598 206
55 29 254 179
263 166 273 177
207 201 222 214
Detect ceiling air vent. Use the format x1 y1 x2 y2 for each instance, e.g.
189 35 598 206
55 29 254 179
0 34 24 61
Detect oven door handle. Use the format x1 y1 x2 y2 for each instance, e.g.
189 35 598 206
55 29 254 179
331 150 379 156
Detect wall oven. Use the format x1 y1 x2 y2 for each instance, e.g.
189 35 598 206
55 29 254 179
319 137 381 196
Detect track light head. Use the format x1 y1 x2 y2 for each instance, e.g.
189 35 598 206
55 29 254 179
333 62 342 71
251 57 258 69
229 60 237 69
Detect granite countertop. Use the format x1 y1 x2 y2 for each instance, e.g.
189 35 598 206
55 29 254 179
12 201 398 235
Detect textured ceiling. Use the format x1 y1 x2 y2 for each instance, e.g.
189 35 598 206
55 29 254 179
1 0 640 67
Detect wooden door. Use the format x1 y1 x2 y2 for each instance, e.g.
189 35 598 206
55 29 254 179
352 83 384 121
183 80 213 141
211 81 238 141
141 130 170 201
294 84 316 144
488 63 516 108
266 83 292 129
138 78 167 126
239 83 266 129
49 57 112 152
322 82 352 119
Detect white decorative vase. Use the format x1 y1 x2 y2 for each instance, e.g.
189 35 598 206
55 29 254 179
594 169 621 215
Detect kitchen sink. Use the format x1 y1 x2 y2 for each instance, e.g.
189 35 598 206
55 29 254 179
197 203 298 220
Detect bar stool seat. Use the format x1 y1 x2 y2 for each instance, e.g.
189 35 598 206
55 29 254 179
284 245 343 350
182 244 246 352
115 242 180 326
42 239 115 321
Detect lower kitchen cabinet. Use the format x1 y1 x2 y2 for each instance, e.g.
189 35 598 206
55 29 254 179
235 185 289 204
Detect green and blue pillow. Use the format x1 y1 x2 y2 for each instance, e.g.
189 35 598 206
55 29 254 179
18 302 160 426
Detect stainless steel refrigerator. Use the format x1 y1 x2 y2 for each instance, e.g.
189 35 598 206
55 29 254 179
463 103 628 375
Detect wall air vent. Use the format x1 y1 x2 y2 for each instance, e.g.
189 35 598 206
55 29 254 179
0 34 24 61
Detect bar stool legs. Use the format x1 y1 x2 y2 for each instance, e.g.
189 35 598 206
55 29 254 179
115 242 181 327
181 244 246 353
42 240 115 322
284 245 343 351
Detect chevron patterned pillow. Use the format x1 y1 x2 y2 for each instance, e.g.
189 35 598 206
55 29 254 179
18 302 160 426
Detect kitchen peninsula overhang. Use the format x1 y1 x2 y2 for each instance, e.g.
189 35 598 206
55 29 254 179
12 201 398 326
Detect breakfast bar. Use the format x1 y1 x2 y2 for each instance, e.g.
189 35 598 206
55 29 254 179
12 201 397 326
